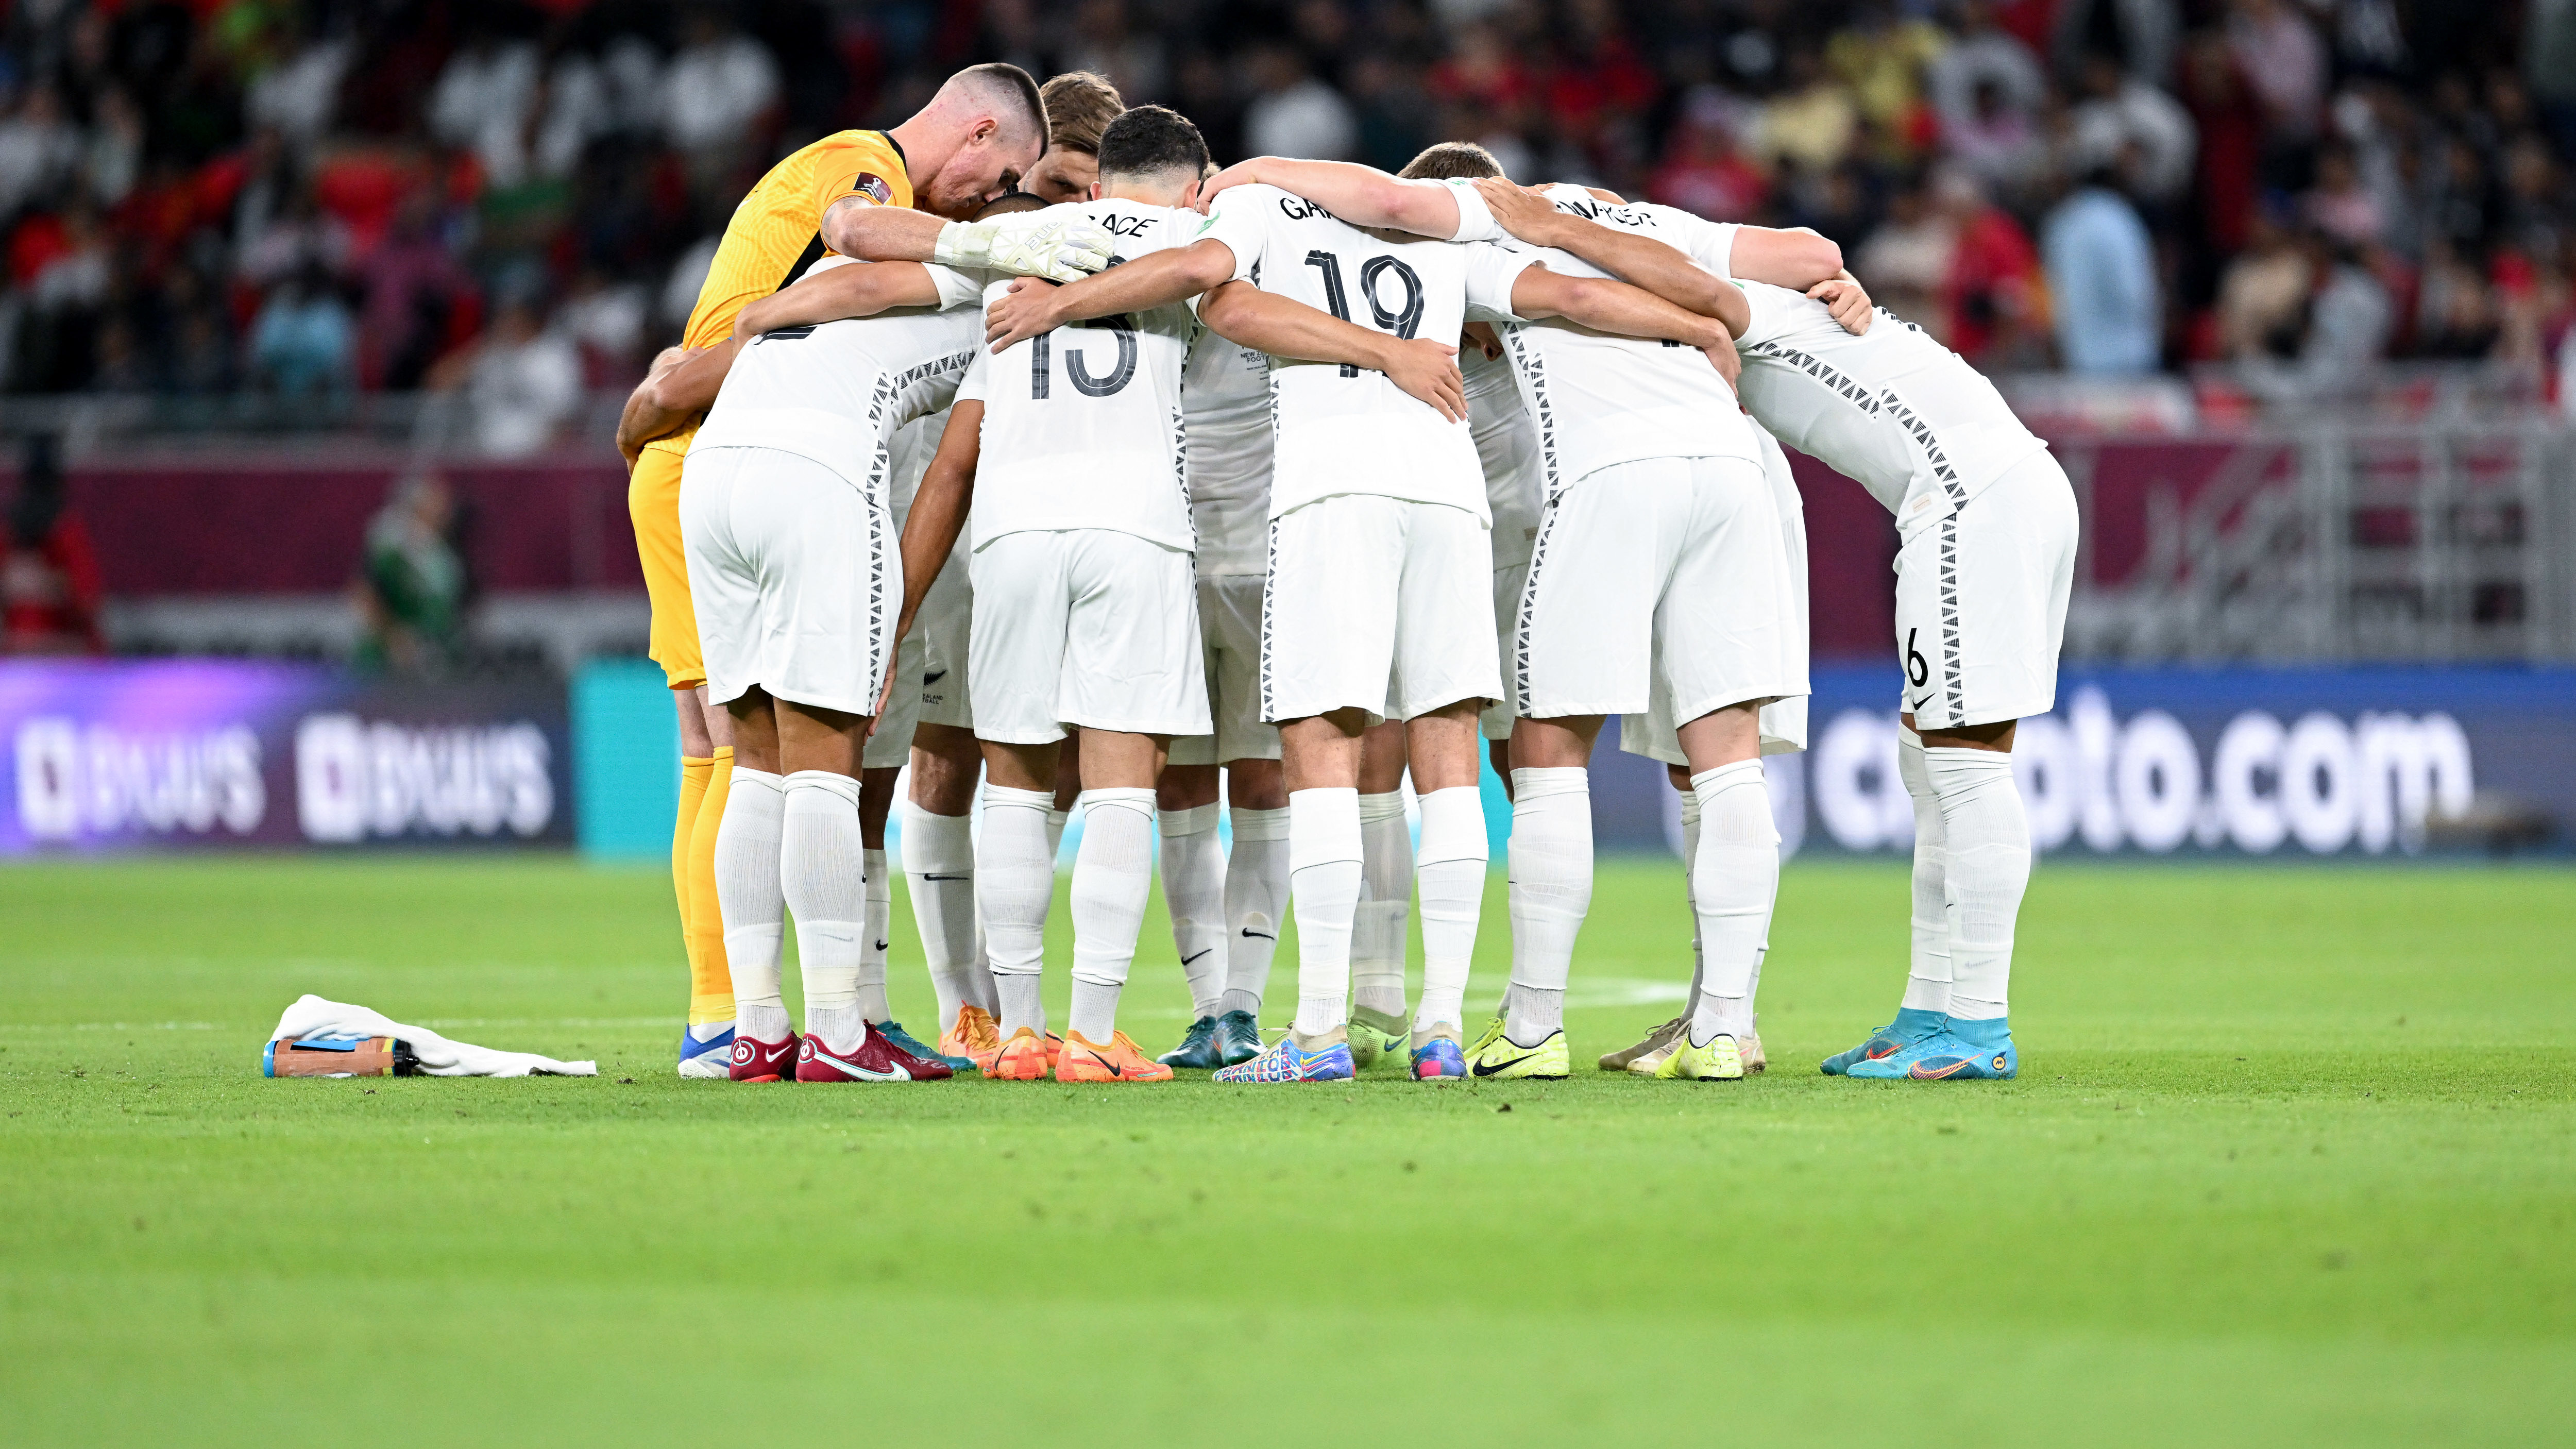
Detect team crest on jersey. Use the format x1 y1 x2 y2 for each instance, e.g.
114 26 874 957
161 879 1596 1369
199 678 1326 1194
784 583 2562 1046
850 173 895 205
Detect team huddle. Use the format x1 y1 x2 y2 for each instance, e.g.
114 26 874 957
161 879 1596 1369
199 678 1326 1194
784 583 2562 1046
617 63 2077 1088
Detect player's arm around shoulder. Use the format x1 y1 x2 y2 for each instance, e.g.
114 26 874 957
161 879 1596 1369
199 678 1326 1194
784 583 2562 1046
615 340 743 466
983 236 1240 351
1727 224 1873 333
1200 157 1464 241
738 260 946 337
1510 263 1742 387
892 401 984 652
1474 178 1749 338
1198 280 1465 422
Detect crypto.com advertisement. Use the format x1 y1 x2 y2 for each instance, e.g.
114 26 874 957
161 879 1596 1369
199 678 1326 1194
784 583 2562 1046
2 661 568 854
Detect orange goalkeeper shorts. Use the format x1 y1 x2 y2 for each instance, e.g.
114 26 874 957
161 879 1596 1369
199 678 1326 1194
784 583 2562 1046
629 443 704 692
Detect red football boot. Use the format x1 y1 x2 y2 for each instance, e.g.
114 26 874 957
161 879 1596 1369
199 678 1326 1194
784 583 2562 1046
728 1032 802 1082
795 1022 955 1082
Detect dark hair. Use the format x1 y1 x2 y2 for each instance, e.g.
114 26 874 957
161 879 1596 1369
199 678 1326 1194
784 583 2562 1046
1096 105 1212 181
1399 141 1503 181
1040 72 1125 156
975 192 1051 218
957 62 1048 152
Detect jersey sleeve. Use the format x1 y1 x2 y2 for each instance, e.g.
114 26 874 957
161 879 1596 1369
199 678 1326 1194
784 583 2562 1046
925 262 987 310
809 133 909 219
954 349 990 405
1671 212 1740 279
1192 187 1269 284
1461 240 1540 323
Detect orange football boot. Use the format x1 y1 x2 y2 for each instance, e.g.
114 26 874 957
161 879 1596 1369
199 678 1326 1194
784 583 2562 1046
940 1004 1001 1063
985 1026 1054 1081
1055 1029 1176 1083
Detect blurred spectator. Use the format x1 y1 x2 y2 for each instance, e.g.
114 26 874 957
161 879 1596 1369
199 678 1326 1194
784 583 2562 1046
2217 210 2314 359
1651 87 1769 221
1825 1 1945 161
2042 167 2160 374
447 298 582 457
663 9 781 169
82 88 144 206
2412 243 2501 359
429 29 541 190
358 196 477 390
2065 52 2196 205
0 83 81 217
2227 0 2325 150
1929 2 2046 142
2 435 104 656
243 33 349 148
1245 44 1357 160
1936 167 2047 365
354 471 466 676
249 261 355 398
1944 74 2046 198
2285 230 2396 383
2303 143 2383 248
1857 175 1956 336
2052 0 2179 89
1754 45 1858 174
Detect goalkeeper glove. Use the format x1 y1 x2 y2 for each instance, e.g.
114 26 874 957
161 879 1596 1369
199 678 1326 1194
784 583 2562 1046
933 212 1115 283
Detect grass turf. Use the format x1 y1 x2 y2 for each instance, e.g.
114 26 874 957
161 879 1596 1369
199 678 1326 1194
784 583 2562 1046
2 854 2570 1443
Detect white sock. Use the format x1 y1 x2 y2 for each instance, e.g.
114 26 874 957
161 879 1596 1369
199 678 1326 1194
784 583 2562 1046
1045 806 1070 868
1353 790 1413 1020
859 847 891 1023
713 766 788 1040
1897 727 1955 1016
1680 787 1704 1003
904 801 981 1032
1221 804 1291 1018
1414 785 1489 1032
1287 787 1363 1037
780 771 868 1052
1505 767 1588 1040
1158 804 1227 1019
1925 747 2028 1025
979 784 1055 1037
1688 761 1777 1047
1069 788 1156 1041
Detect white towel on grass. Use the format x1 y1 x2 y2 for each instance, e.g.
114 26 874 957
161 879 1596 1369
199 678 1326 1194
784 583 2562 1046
269 995 598 1077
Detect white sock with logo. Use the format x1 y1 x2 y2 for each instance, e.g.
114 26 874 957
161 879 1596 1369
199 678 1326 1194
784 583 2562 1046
903 801 981 1033
1924 746 2027 1025
1687 761 1776 1047
1352 790 1414 1021
1158 804 1227 1019
1221 805 1291 1018
712 766 789 1042
1414 785 1489 1032
1287 787 1363 1038
1505 768 1589 1042
1897 727 1954 1015
858 847 892 1024
780 771 868 1053
980 784 1056 1038
1069 788 1156 1042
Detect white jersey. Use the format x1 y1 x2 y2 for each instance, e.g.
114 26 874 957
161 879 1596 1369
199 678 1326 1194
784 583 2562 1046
1731 280 2049 538
1465 341 1541 568
955 198 1201 553
885 406 946 528
1194 182 1535 521
1538 183 1741 284
1183 331 1273 577
690 256 982 502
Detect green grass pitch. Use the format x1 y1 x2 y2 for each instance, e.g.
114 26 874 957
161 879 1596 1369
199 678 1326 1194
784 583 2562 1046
2 853 2570 1443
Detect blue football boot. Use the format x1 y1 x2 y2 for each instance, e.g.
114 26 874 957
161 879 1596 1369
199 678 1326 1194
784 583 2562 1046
1820 1007 1947 1075
1158 1015 1227 1069
1846 1019 2017 1080
875 1020 976 1074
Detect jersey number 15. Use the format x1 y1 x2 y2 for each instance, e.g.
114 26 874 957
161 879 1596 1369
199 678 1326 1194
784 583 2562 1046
1030 318 1137 399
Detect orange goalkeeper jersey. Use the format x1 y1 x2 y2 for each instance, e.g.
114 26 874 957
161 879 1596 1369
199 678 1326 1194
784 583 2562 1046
644 129 914 457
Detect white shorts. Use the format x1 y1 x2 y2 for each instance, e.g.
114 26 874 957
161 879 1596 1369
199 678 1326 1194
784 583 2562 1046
1481 561 1528 740
916 540 973 730
1261 494 1502 726
1169 572 1281 767
861 629 924 769
1894 449 2078 731
1517 456 1801 723
682 446 896 717
967 529 1212 745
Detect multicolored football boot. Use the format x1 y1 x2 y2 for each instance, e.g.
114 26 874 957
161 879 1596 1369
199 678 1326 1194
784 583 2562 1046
1651 1029 1745 1081
727 1031 802 1083
1212 1028 1354 1084
1158 1015 1225 1069
1821 1007 1947 1076
984 1026 1055 1081
677 1023 735 1079
1213 1009 1264 1066
793 1023 953 1082
1464 1027 1570 1080
1847 1024 2017 1081
1409 1024 1466 1081
876 1020 974 1074
1348 1004 1410 1071
1058 1029 1176 1083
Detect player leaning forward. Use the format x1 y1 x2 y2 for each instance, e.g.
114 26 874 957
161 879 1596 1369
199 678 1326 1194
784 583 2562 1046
1481 182 2078 1082
986 149 1749 1085
1207 153 1806 1082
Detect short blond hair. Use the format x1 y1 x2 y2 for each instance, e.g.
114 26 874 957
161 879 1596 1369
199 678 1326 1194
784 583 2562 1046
1040 71 1125 156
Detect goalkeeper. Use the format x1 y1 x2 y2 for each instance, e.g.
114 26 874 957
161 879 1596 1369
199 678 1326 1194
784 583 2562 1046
617 61 1114 1079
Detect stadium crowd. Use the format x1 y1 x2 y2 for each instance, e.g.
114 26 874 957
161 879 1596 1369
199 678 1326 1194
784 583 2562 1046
0 0 2569 426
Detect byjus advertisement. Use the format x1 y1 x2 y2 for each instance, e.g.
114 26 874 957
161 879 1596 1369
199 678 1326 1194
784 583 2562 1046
2 661 570 854
1592 665 2576 860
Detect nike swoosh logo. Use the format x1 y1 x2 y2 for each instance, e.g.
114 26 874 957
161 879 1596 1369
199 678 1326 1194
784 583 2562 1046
923 670 948 684
1077 1049 1123 1078
810 1053 907 1081
1181 949 1213 965
1240 929 1275 940
922 873 971 882
1910 694 1933 711
1471 1050 1534 1077
874 939 890 951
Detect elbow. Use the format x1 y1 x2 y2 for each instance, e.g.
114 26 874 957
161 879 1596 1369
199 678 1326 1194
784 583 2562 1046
1795 230 1844 281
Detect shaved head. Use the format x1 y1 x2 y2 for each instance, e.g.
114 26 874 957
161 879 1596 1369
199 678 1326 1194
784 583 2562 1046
899 63 1053 220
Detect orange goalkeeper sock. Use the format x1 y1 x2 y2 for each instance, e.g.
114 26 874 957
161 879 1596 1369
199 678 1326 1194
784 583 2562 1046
674 753 713 1006
685 746 737 1025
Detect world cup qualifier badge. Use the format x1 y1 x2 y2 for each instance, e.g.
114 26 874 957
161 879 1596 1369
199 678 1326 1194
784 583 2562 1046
851 173 895 206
